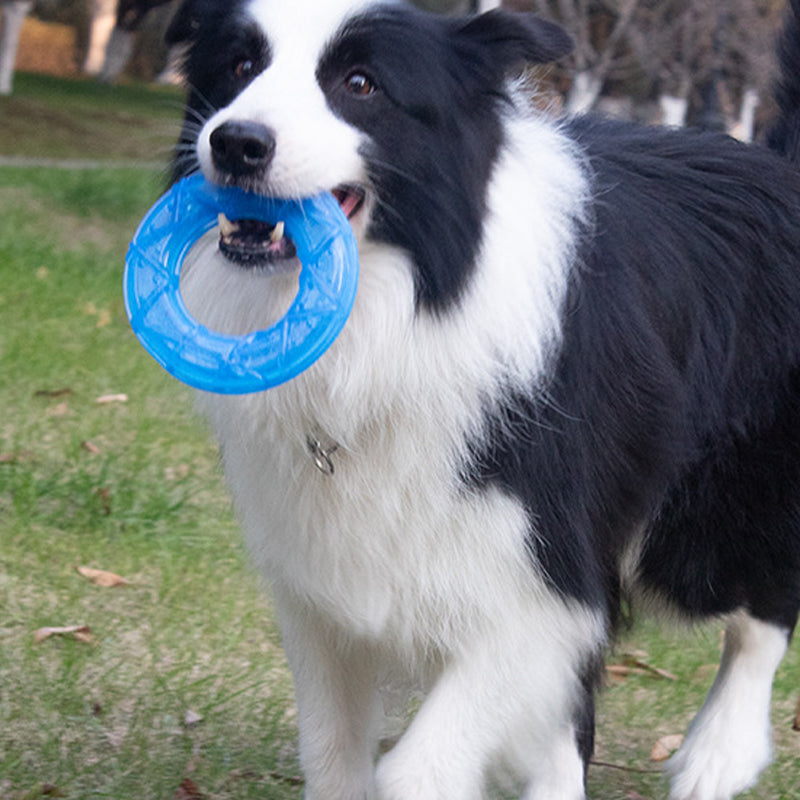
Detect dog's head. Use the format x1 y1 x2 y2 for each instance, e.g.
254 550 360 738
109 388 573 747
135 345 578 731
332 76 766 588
168 0 571 310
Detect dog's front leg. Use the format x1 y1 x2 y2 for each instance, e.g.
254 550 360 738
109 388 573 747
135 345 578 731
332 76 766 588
275 592 381 800
375 603 601 800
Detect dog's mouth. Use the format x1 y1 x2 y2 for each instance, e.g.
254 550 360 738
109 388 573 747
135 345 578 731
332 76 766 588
218 214 297 268
218 184 365 271
331 184 366 220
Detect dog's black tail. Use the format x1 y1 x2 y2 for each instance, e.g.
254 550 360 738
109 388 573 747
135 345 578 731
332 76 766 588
766 0 800 161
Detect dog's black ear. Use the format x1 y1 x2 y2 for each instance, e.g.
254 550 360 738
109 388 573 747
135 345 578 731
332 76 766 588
165 0 202 45
455 10 573 69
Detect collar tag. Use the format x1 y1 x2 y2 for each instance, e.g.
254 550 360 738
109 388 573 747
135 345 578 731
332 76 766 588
306 435 339 476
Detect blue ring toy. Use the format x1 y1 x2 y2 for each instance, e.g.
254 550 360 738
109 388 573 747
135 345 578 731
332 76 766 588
123 174 359 395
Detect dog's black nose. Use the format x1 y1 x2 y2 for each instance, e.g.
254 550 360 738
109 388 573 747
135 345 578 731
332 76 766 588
209 121 276 177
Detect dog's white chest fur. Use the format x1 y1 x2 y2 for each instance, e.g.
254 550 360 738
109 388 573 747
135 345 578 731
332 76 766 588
208 390 535 647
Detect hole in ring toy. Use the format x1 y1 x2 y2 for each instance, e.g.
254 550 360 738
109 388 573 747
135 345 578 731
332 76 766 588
123 173 359 395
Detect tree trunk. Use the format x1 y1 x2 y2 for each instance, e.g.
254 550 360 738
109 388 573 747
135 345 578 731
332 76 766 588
83 0 117 76
730 88 759 143
659 94 689 128
98 25 133 83
566 71 603 115
0 1 32 95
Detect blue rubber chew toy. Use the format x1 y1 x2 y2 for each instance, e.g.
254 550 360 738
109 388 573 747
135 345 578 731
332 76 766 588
124 173 359 395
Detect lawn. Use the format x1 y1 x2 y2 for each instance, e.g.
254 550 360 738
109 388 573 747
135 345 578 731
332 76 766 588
0 72 181 162
1 72 799 800
0 74 302 800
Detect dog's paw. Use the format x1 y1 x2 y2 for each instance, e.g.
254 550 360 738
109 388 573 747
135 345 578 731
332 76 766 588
375 747 482 800
303 783 376 800
375 757 438 800
666 720 771 800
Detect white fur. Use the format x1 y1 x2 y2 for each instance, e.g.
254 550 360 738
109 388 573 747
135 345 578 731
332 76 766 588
668 614 789 800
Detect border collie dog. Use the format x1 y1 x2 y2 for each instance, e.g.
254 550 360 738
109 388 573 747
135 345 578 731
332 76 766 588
165 0 800 797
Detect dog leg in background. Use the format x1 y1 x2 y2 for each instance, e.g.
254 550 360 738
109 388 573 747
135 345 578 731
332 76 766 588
376 601 602 800
667 613 790 800
275 593 381 800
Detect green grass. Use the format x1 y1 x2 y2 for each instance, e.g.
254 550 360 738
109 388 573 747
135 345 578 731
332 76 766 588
0 72 182 161
0 161 302 798
1 71 799 800
589 619 800 800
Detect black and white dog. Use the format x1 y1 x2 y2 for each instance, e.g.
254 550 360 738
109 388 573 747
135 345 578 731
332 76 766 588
164 0 800 797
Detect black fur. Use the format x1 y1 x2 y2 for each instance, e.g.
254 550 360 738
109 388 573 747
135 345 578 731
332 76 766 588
318 7 571 311
469 117 800 634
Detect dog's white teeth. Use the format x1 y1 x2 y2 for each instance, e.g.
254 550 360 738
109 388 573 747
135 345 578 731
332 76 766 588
270 221 285 243
217 212 239 238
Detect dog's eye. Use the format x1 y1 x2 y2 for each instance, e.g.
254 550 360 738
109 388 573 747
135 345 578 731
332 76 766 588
345 71 376 97
233 59 255 81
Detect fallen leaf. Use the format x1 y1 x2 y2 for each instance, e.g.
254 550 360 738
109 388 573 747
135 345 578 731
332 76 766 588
96 393 128 404
607 651 678 683
606 664 641 682
33 625 93 644
183 709 204 727
174 778 205 800
650 733 684 762
622 655 678 681
20 785 66 799
694 663 719 681
229 769 262 781
591 758 659 776
76 566 129 588
46 402 70 417
0 449 35 464
34 388 72 398
81 440 102 455
93 487 112 516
